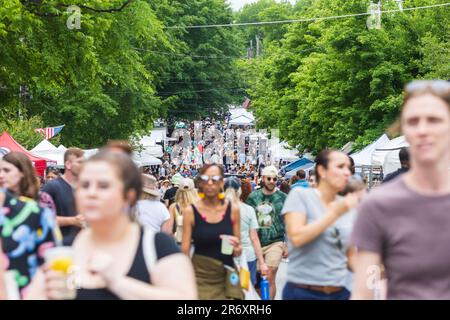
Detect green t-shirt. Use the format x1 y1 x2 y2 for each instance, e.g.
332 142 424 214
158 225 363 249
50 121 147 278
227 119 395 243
246 189 287 247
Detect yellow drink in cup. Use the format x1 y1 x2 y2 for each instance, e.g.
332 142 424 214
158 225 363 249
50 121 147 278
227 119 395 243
44 247 77 300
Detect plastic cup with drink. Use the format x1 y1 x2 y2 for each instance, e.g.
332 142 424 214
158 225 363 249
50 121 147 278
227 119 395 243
220 234 234 255
44 246 77 300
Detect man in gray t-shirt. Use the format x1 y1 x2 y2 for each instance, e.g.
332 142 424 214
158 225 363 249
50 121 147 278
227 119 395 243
350 177 450 299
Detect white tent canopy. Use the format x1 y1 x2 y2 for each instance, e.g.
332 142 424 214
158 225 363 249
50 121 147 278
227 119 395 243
57 145 67 151
132 152 162 166
228 115 255 126
269 141 299 162
31 140 64 167
351 134 390 166
371 135 409 166
31 139 58 152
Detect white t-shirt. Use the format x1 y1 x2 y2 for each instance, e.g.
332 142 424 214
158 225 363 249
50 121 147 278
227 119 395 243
240 202 259 262
136 200 170 232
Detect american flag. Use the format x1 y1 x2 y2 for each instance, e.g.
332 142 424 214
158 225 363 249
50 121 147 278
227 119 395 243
242 97 251 109
35 125 65 140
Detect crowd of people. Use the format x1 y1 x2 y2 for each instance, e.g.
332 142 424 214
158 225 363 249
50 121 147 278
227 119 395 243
0 79 449 300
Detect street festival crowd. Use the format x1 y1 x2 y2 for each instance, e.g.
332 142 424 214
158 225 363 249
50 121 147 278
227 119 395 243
0 79 449 300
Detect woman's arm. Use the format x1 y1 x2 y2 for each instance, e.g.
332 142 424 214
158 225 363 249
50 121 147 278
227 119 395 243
181 206 194 256
351 250 382 300
231 203 242 257
161 205 174 235
284 195 357 248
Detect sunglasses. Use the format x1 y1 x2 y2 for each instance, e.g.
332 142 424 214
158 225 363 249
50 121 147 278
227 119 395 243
199 175 223 183
265 177 278 182
405 80 450 94
331 227 343 251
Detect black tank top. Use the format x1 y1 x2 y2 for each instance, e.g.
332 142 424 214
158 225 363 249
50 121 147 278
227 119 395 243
75 228 150 300
191 202 234 266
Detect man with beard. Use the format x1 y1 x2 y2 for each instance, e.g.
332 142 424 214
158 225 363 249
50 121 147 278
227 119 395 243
246 166 287 300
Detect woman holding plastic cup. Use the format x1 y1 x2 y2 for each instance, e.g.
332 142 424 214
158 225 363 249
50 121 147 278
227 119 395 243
181 164 243 300
26 152 197 300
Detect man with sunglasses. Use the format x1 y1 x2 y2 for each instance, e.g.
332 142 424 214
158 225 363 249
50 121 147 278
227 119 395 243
246 165 287 300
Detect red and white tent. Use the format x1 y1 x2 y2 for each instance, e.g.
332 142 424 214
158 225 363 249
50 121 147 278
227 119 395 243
0 131 56 176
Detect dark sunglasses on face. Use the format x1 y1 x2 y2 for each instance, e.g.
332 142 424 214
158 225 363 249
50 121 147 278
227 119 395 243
266 177 278 182
199 175 223 183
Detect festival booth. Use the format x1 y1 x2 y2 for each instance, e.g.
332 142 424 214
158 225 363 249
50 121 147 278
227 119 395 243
371 135 409 175
351 134 390 166
31 139 65 168
132 152 162 166
228 108 255 127
0 131 56 176
280 157 314 178
269 141 299 163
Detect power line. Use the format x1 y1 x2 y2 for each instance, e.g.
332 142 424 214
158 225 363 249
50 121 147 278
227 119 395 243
165 2 450 29
132 47 245 60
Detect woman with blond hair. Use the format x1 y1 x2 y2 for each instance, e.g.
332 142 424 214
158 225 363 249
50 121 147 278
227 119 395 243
224 177 268 287
168 178 199 245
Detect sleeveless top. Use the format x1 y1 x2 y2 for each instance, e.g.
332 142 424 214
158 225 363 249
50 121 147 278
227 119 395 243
75 229 179 300
191 202 234 266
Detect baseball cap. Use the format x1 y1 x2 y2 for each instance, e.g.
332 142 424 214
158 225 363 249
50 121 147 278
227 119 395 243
171 173 182 186
261 165 278 177
179 178 195 191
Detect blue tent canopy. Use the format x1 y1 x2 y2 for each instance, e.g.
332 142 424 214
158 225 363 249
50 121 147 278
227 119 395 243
281 157 314 174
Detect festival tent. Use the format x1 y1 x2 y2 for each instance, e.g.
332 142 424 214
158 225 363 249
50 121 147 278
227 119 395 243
31 139 58 152
132 151 162 166
281 157 314 175
228 114 255 126
371 135 409 166
31 140 65 168
350 134 390 166
269 141 299 162
57 145 67 152
0 131 56 176
285 162 315 179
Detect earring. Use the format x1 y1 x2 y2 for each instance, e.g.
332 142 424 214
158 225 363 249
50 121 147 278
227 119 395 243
218 192 225 200
198 192 205 199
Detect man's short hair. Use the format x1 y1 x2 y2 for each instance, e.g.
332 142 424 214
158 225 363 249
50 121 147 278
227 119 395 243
64 147 84 163
296 169 306 180
106 140 133 156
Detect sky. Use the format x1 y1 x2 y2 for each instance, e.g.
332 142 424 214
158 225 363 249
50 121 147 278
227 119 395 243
228 0 296 11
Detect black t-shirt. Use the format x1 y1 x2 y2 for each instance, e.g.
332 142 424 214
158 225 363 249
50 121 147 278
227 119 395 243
75 230 180 300
163 187 178 207
41 177 77 239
